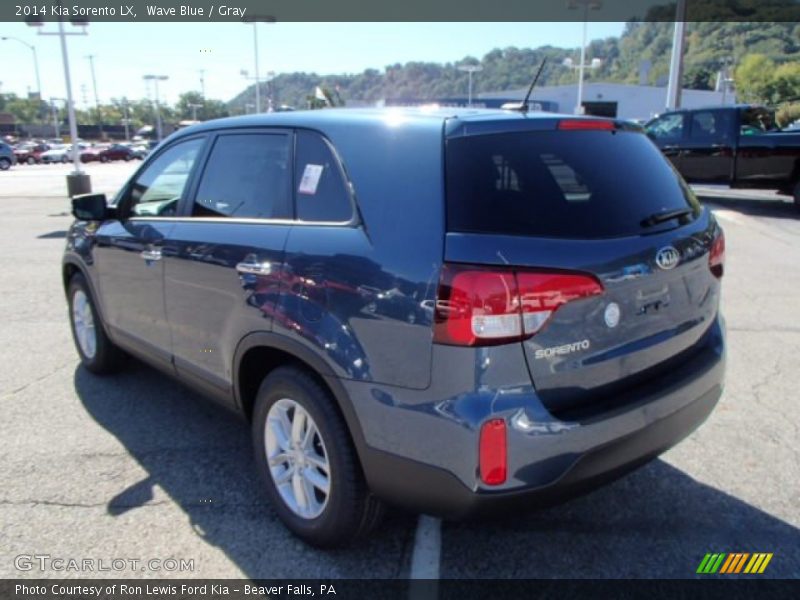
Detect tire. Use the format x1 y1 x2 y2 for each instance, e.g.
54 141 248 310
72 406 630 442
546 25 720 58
124 155 131 162
252 366 384 547
0 158 10 171
61 155 68 164
26 156 36 165
100 156 109 163
793 181 800 213
67 273 125 374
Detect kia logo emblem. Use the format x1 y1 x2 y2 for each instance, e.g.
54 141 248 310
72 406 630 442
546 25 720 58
655 246 680 270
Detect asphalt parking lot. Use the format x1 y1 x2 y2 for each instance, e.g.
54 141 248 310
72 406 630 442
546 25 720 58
0 162 798 579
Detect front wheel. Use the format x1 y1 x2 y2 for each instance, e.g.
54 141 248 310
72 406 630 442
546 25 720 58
252 366 383 547
68 273 125 374
0 158 10 171
27 156 36 165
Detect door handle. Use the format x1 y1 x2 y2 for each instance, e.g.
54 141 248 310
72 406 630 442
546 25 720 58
140 248 162 261
236 260 272 275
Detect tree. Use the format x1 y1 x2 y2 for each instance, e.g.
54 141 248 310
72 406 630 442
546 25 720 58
771 62 800 103
175 91 230 121
735 54 776 103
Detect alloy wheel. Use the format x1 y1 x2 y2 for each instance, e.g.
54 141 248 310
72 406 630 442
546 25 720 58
264 398 331 519
72 289 97 359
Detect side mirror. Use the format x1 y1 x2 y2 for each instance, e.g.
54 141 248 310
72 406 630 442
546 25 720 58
72 193 110 221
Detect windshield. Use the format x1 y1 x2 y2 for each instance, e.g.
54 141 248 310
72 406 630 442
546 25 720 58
445 129 700 239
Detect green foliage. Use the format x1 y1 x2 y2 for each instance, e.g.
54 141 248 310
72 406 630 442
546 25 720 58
736 54 800 104
776 102 800 128
175 91 230 121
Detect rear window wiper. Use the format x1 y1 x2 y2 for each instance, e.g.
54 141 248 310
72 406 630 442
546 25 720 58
641 207 694 228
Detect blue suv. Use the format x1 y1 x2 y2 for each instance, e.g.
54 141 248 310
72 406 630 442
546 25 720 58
64 108 726 546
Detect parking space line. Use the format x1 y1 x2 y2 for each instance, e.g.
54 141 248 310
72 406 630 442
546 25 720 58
410 514 441 579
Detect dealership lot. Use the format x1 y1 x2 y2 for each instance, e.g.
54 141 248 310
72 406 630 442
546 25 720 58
0 162 798 578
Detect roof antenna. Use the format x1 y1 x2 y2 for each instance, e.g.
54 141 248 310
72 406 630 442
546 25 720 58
503 58 547 112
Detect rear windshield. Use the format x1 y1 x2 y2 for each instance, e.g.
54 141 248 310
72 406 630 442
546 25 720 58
445 129 699 239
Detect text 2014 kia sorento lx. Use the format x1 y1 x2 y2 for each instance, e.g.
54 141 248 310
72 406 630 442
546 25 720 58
64 109 726 547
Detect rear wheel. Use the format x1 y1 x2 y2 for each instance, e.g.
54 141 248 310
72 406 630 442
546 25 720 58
252 366 383 547
68 273 124 374
26 156 36 165
100 155 109 163
0 158 10 170
60 155 68 164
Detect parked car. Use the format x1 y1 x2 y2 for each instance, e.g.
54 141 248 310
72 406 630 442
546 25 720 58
129 144 150 160
97 143 135 162
79 145 104 163
645 105 800 209
14 143 50 165
0 142 17 170
41 144 85 164
64 108 726 547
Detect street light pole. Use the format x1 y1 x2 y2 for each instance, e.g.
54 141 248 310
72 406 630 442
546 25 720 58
188 103 203 121
86 54 103 138
0 37 42 99
252 24 260 113
56 18 82 174
243 15 276 114
666 0 687 110
50 98 62 139
121 97 130 141
567 0 602 115
29 3 91 196
457 64 483 107
143 74 168 141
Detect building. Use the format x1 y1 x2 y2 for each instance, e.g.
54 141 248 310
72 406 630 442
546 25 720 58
479 82 735 120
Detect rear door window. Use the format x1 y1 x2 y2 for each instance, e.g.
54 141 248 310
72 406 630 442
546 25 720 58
689 110 733 142
446 129 699 239
294 130 353 222
193 133 291 219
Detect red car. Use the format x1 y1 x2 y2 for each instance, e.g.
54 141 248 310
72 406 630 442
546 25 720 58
81 144 134 163
14 143 50 165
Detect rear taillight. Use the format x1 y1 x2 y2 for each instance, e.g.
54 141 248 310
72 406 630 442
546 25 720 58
557 119 616 131
479 419 507 486
433 264 603 346
709 231 725 278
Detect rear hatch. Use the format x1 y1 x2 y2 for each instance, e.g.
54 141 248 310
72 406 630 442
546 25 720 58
440 117 724 417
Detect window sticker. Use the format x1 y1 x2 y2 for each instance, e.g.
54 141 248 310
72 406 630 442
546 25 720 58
298 164 324 195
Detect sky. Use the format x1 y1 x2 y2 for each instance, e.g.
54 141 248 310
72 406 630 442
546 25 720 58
0 22 625 105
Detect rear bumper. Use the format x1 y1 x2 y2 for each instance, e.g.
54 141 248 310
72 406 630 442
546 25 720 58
346 318 725 518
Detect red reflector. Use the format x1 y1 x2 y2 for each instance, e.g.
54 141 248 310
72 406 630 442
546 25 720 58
479 419 507 486
709 230 725 278
558 119 615 131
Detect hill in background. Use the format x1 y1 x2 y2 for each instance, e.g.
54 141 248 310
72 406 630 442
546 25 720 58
228 22 800 111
